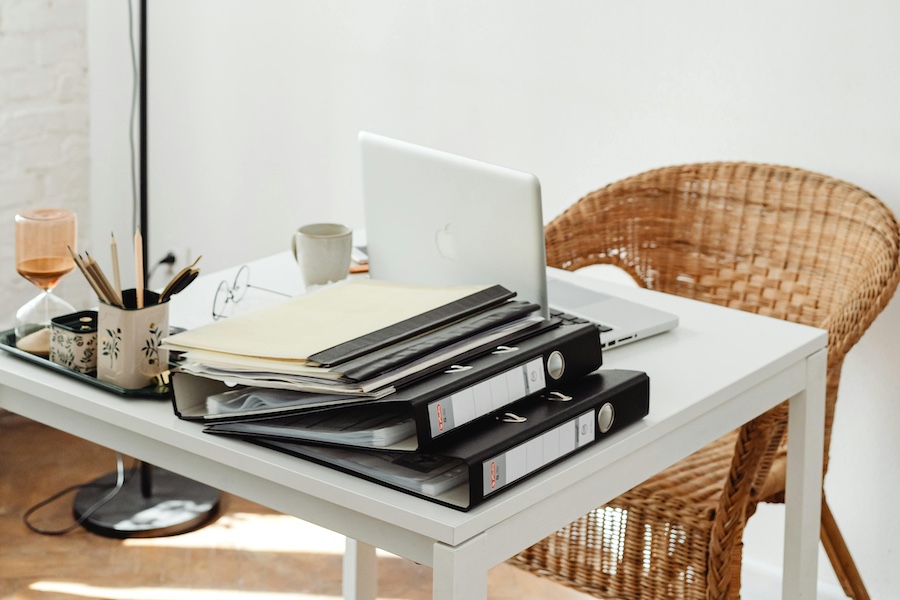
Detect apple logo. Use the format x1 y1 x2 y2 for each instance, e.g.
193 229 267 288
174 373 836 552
435 223 457 260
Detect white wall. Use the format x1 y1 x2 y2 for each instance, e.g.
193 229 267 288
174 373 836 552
86 0 141 292
90 1 900 596
0 0 92 330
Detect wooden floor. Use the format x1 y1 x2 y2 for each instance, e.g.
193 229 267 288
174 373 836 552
0 412 592 600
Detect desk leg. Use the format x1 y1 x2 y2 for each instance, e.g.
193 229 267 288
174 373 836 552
433 534 489 600
782 348 826 599
343 538 377 600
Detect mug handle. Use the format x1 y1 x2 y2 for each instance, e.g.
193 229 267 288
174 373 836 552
291 232 300 261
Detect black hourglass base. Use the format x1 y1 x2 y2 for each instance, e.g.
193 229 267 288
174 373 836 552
72 462 220 538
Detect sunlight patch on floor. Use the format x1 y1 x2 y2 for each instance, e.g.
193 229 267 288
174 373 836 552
122 512 398 558
31 581 410 600
30 582 333 600
123 513 346 554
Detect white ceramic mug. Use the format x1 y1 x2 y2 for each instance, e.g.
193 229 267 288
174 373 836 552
291 223 353 288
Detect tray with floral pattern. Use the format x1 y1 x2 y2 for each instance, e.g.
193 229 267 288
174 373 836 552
0 328 170 398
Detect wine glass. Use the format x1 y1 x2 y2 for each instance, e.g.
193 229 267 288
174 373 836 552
15 208 78 355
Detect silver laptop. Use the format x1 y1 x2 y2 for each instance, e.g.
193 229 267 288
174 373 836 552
359 131 678 350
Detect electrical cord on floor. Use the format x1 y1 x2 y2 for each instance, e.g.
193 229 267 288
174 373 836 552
22 453 136 536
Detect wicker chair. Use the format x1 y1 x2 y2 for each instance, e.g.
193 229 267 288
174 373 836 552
510 162 900 599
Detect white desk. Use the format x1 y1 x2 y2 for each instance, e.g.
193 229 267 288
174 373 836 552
0 253 826 599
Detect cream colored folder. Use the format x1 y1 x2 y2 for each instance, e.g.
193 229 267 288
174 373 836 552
163 279 490 363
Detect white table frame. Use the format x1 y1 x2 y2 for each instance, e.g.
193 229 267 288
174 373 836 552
0 256 826 599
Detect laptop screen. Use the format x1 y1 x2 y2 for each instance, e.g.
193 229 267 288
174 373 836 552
360 131 549 317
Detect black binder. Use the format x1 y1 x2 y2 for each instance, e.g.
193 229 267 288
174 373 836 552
205 322 602 450
333 299 541 381
257 370 650 511
170 318 566 423
307 284 516 367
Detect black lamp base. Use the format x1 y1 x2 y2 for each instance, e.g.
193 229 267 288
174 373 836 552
73 463 220 538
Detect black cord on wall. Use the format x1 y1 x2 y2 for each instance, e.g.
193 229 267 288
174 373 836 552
126 0 139 237
139 0 148 280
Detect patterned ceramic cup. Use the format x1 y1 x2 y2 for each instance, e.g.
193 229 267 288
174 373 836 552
97 290 169 390
50 310 98 374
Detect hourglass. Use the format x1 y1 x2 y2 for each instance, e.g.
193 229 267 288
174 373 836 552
15 208 78 355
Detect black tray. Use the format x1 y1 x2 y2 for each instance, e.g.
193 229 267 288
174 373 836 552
0 329 170 398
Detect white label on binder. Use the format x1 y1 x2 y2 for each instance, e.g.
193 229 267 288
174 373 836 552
489 375 509 411
523 357 546 393
558 420 576 456
506 445 527 483
483 410 594 496
450 386 476 426
471 380 494 418
525 436 544 471
505 366 527 402
542 425 562 463
577 411 596 447
428 356 549 438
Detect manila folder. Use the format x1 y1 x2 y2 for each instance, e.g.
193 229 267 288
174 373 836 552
163 279 491 363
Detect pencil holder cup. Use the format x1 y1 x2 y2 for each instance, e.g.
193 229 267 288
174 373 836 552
50 310 98 374
97 289 169 389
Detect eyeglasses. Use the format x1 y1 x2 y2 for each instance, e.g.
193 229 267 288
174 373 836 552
212 265 290 320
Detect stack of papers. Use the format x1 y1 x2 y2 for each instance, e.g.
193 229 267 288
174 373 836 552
206 404 418 449
164 278 544 400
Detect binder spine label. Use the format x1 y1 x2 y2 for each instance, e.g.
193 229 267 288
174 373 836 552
426 357 546 439
481 409 596 496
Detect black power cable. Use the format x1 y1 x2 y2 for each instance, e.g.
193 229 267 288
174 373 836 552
22 454 138 536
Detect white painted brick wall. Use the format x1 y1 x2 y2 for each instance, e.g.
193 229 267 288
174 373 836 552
0 0 91 331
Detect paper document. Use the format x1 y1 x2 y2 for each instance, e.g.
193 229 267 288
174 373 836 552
206 404 417 448
206 387 364 415
163 279 491 362
177 314 543 394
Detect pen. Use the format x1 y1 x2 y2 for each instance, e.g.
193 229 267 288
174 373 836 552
158 255 203 304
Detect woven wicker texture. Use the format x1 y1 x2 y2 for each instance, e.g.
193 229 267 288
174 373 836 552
510 163 900 599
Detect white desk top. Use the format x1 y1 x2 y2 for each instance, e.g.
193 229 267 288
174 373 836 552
0 253 826 562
